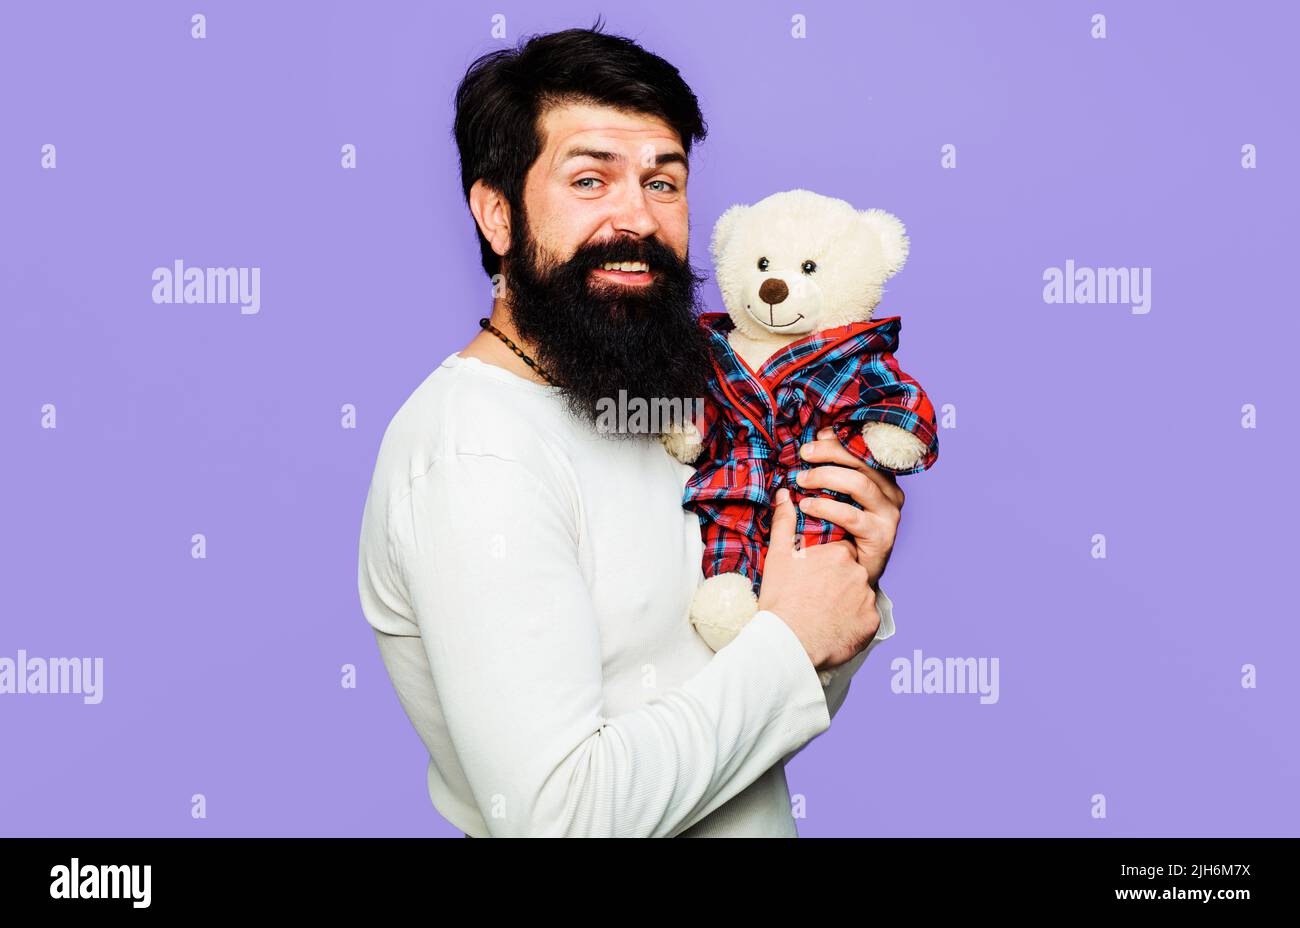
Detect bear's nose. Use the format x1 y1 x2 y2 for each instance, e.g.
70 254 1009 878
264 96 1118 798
758 277 789 305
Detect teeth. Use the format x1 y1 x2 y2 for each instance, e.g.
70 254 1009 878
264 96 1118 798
600 261 649 273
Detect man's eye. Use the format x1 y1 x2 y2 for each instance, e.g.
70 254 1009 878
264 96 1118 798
646 180 677 192
574 177 603 190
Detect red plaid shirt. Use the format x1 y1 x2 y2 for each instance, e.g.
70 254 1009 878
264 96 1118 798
683 311 938 594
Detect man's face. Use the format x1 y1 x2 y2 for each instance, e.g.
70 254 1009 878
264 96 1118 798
502 101 714 433
518 101 690 290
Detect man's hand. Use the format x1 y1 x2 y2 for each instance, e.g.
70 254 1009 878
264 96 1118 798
793 426 906 589
758 487 879 671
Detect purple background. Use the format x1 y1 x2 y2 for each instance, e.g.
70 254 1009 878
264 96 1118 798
2 1 1296 837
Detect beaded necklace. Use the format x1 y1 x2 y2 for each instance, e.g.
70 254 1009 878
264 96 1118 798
477 317 557 386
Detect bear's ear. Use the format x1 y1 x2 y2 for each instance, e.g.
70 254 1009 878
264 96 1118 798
710 203 751 264
860 208 910 278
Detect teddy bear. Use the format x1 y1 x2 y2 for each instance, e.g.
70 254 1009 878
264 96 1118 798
661 188 939 686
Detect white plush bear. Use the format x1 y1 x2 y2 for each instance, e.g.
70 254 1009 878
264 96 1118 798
663 188 937 685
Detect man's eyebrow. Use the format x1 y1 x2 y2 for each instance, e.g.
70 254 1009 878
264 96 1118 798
561 147 689 173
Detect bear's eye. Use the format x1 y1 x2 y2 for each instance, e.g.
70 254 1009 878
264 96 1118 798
801 260 817 275
756 257 769 272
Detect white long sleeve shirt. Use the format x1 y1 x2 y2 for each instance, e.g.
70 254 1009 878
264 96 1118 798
356 350 896 837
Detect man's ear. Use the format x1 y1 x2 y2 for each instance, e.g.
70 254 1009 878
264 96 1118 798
469 179 512 259
710 203 750 265
860 208 909 278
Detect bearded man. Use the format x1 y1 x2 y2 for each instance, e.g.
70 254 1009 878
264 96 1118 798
357 22 907 837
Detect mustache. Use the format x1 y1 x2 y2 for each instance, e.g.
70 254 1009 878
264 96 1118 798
568 234 683 272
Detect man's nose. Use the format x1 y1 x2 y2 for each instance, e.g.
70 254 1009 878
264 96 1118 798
759 277 789 305
609 184 659 239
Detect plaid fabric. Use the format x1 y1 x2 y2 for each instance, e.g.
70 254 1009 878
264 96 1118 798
682 311 938 596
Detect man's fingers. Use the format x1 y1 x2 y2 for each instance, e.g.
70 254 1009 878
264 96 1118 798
767 487 796 558
801 434 905 509
801 495 876 539
870 468 905 511
797 465 894 518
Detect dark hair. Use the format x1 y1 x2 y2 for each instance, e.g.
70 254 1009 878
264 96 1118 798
452 18 708 279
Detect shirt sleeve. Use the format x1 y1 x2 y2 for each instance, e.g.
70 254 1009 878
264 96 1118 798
393 450 834 837
829 351 939 476
778 586 895 767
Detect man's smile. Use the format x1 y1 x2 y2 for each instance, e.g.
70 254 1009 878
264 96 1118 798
591 261 655 287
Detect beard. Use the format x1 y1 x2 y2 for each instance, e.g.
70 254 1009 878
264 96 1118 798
503 205 715 437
